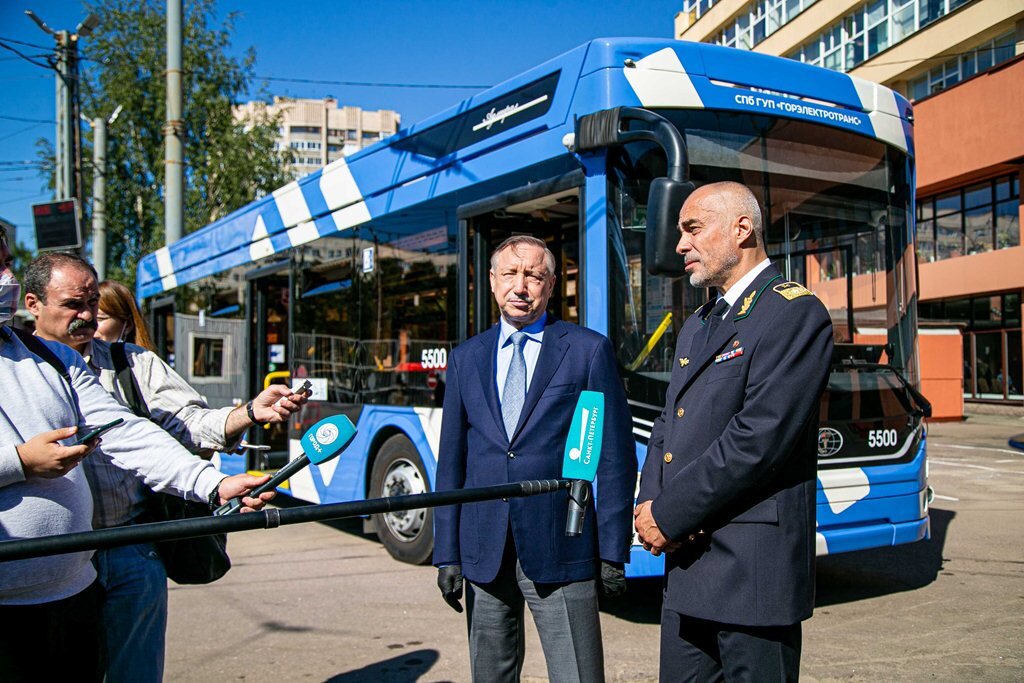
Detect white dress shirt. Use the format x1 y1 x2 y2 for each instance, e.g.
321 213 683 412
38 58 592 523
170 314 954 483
495 313 546 402
718 258 773 313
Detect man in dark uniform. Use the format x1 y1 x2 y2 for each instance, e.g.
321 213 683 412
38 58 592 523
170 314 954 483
635 181 833 681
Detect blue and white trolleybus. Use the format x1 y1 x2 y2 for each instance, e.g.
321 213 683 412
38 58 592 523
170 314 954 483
137 38 931 575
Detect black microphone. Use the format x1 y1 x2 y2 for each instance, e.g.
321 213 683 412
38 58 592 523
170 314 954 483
561 391 605 536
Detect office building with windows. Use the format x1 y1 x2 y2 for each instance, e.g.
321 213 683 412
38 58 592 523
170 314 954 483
235 97 401 179
676 0 1024 410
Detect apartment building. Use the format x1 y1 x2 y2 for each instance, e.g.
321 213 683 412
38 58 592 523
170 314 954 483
676 0 1024 411
235 97 401 179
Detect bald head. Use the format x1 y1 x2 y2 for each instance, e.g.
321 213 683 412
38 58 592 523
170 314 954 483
687 182 764 247
676 181 768 292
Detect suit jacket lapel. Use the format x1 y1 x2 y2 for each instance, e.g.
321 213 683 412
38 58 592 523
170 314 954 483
510 317 568 444
687 299 718 358
673 266 780 402
673 317 737 403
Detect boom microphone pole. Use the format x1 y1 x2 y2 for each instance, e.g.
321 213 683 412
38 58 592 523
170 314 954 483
0 479 571 563
0 392 612 563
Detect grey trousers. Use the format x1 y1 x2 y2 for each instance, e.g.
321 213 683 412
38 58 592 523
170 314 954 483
465 553 604 683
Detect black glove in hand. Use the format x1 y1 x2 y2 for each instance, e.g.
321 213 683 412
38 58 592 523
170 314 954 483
599 560 626 597
437 565 464 613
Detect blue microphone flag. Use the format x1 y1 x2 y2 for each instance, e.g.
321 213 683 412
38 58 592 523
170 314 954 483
561 391 604 481
301 415 357 465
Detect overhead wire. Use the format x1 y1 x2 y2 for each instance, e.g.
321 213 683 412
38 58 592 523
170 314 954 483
0 35 52 50
0 39 53 70
0 114 55 124
253 75 490 89
0 121 45 142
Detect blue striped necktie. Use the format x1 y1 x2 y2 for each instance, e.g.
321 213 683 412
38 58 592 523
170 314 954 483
502 331 527 439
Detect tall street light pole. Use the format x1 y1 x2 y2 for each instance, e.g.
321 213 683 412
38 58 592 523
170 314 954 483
25 10 100 207
86 105 122 281
165 0 184 246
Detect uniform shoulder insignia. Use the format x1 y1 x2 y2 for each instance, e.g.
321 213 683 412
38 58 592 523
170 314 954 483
773 281 813 301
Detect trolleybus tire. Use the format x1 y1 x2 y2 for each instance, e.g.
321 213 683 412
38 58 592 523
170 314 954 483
370 434 434 565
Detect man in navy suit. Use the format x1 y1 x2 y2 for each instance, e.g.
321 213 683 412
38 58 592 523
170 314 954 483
635 182 833 682
434 235 636 682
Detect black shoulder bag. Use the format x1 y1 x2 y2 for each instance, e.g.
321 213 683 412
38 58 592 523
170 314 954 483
111 342 231 585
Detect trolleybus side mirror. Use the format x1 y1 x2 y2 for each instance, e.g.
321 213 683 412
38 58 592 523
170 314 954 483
646 177 693 277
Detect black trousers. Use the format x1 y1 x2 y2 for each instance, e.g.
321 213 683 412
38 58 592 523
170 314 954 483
660 608 802 682
0 579 105 683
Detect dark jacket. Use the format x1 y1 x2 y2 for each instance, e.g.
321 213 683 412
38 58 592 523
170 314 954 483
433 316 636 584
639 265 833 626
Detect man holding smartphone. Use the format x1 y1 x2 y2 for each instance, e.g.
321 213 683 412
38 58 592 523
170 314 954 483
75 418 124 445
22 251 310 683
0 226 276 682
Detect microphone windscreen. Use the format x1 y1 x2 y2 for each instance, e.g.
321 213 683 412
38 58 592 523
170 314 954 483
300 415 357 465
561 391 604 482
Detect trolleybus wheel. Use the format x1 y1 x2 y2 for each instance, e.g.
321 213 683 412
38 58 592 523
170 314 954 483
370 434 433 565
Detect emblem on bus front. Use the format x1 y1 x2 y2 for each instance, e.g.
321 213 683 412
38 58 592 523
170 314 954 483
817 428 844 457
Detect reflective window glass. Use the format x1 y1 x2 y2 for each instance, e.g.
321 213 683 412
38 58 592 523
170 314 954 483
961 52 977 79
994 33 1015 64
995 200 1019 249
918 197 934 221
964 182 991 209
893 3 915 42
995 176 1017 202
973 295 1003 326
978 43 994 70
944 297 971 323
936 213 962 259
909 76 929 101
917 218 936 262
1007 329 1023 401
935 190 961 216
964 206 993 254
974 331 1003 398
868 22 889 57
963 332 975 397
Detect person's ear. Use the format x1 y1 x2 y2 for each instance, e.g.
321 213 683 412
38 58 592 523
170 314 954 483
24 291 42 317
735 215 755 247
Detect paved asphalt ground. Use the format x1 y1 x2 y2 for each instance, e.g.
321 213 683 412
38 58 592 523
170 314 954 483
165 412 1024 682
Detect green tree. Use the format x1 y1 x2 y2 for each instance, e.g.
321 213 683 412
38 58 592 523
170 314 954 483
77 0 292 286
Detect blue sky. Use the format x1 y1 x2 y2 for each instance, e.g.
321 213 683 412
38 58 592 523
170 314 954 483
0 0 679 250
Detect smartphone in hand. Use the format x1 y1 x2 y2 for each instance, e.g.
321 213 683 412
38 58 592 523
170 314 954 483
76 418 125 445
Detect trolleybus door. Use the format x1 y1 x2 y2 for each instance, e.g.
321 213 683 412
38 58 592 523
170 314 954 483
148 294 176 363
462 185 583 336
245 260 291 468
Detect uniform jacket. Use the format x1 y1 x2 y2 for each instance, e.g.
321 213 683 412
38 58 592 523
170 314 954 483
433 316 636 585
638 265 833 626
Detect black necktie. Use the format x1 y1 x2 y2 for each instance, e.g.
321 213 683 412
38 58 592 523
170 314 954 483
704 298 729 346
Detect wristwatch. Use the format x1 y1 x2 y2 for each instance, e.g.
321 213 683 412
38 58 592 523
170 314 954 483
208 483 222 511
246 400 267 426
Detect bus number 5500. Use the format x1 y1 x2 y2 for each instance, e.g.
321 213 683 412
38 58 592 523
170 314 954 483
868 429 898 448
421 348 448 369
